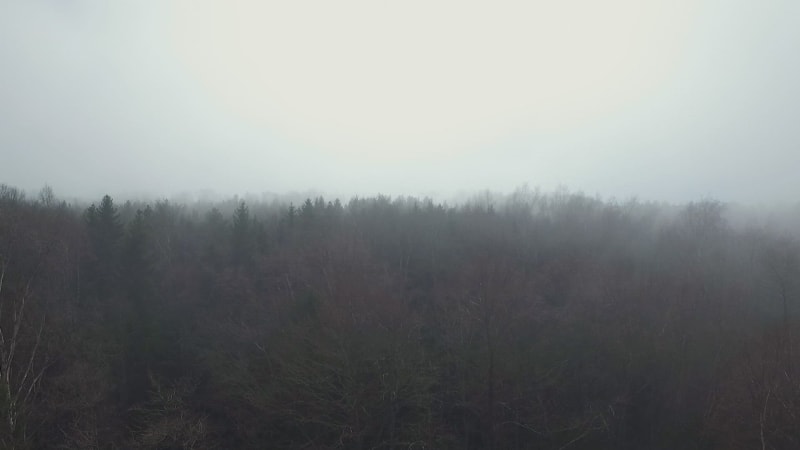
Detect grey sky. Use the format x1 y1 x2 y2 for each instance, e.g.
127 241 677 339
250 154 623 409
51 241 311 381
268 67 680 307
2 0 799 203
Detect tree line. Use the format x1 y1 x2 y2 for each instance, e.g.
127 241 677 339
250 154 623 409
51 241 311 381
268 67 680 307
0 183 799 449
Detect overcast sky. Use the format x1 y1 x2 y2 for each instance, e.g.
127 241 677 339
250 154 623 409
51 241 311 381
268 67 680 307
1 0 799 203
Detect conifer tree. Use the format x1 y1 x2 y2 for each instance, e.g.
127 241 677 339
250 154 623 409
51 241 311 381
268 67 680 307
85 195 123 299
231 201 251 266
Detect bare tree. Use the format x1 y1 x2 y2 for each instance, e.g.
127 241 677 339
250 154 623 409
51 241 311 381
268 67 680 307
0 258 51 448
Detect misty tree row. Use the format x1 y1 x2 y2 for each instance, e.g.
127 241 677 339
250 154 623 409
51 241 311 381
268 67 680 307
1 183 799 449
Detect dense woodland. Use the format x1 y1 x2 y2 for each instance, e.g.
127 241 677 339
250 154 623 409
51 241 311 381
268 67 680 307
1 183 800 449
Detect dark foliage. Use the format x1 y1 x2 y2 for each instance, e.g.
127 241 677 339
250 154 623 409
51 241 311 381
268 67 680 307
1 184 799 449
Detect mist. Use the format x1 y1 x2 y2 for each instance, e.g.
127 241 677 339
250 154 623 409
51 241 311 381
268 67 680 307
4 2 800 449
3 0 800 203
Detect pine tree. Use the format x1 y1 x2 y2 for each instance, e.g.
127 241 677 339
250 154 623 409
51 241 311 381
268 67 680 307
231 201 251 266
122 206 156 405
85 195 123 299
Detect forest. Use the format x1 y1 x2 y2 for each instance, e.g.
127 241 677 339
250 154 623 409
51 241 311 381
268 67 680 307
1 183 799 449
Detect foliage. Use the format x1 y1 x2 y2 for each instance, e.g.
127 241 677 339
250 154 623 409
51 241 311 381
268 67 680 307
0 186 799 448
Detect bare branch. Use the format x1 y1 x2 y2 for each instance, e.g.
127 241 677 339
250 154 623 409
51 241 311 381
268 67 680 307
14 313 45 405
761 387 771 450
7 277 33 374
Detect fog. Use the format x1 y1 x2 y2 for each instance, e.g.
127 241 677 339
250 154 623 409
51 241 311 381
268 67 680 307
2 0 800 203
4 5 800 445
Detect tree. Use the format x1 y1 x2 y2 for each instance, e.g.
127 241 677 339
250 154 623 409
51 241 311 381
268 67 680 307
300 198 315 226
231 201 252 266
121 207 157 405
0 259 48 447
85 195 123 299
0 195 75 448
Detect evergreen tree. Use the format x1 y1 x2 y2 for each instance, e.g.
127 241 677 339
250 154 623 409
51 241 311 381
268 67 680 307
301 198 314 221
204 207 227 265
286 203 296 227
231 201 251 266
85 195 123 299
121 206 156 405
